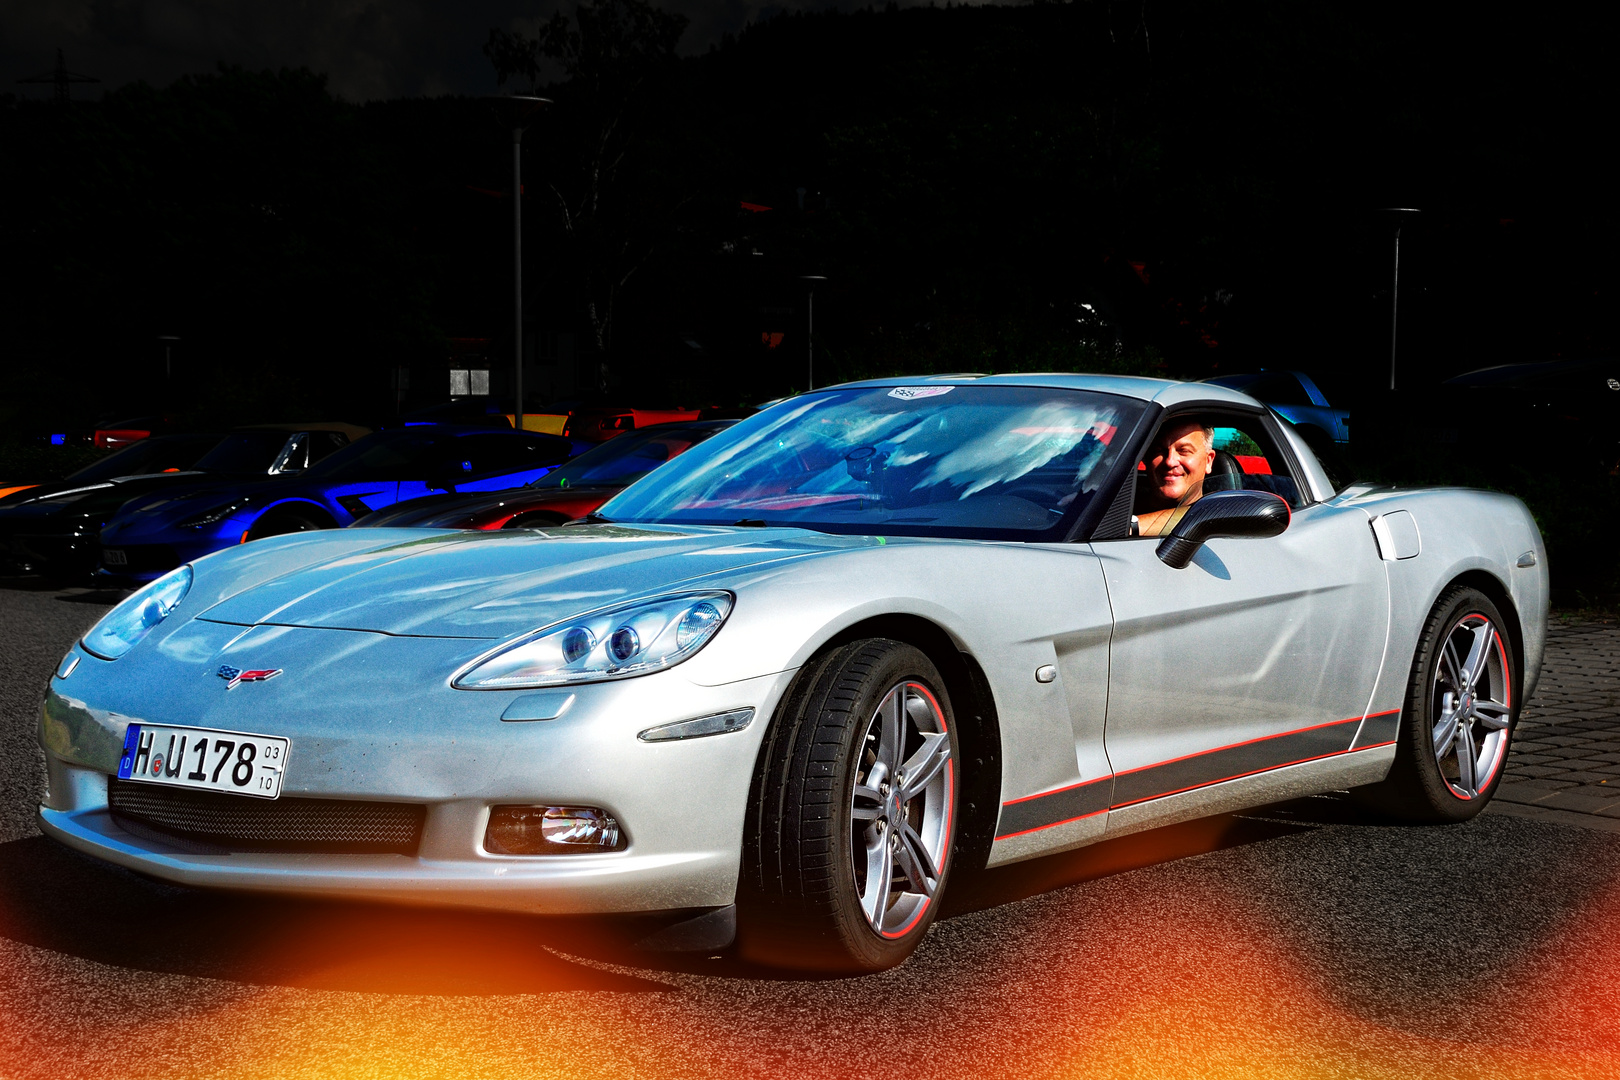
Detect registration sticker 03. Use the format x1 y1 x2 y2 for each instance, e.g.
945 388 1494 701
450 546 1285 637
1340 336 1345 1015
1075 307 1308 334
117 723 290 800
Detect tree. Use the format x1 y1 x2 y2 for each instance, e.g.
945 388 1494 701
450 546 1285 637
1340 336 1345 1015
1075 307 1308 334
485 0 688 392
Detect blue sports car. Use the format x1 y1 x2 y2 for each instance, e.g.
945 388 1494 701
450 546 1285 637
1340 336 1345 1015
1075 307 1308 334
99 426 582 583
1202 370 1350 449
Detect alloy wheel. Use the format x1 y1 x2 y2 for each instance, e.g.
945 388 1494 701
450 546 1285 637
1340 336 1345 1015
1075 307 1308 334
1430 613 1512 800
848 681 954 937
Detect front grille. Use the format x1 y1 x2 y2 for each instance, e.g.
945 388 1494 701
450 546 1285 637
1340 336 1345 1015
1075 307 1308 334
108 778 425 855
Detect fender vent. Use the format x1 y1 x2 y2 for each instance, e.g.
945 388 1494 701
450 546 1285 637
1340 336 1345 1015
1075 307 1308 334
108 779 425 855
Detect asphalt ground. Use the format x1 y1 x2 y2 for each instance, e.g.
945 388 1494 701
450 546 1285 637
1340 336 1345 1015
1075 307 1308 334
3 583 1620 1079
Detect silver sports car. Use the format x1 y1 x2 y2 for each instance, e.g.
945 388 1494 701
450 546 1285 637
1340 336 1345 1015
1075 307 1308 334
39 375 1548 971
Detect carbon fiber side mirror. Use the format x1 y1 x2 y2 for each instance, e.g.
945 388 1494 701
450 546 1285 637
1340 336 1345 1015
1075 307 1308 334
1156 489 1291 569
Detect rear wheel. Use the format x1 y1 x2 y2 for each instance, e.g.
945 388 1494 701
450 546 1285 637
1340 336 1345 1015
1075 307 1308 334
1355 587 1518 822
739 639 958 972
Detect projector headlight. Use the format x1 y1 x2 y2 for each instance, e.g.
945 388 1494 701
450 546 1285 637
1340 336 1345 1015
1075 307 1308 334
81 564 193 660
454 591 734 689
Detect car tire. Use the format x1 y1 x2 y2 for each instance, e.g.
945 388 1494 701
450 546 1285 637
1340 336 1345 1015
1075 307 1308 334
244 510 328 542
738 638 959 972
1353 586 1518 823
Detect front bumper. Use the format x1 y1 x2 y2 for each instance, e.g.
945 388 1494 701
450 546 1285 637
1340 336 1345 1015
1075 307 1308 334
38 798 738 915
0 529 99 579
40 627 796 915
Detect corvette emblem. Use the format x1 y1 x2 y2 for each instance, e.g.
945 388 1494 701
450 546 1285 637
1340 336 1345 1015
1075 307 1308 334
217 665 282 690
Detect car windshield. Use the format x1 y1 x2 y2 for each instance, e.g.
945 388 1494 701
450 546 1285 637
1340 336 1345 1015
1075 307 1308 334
190 431 291 474
304 430 453 481
67 434 225 481
599 385 1143 540
528 423 728 490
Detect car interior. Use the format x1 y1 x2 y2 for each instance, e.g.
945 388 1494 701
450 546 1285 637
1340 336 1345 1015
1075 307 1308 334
1128 412 1304 537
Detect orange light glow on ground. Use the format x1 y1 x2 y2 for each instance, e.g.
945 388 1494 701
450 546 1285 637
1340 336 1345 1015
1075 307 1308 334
4 806 1620 1079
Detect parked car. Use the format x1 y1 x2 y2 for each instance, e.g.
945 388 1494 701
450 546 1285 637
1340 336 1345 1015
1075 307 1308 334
1 432 227 509
0 426 363 582
44 375 1546 973
91 415 180 450
354 420 737 530
98 426 581 583
1442 357 1620 472
1202 370 1349 448
564 406 707 442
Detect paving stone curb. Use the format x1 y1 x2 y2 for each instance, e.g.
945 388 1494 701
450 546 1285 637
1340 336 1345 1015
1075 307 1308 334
1485 615 1620 823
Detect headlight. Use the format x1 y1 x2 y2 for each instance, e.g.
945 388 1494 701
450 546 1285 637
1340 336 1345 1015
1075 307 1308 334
454 591 734 689
81 564 193 660
177 498 249 528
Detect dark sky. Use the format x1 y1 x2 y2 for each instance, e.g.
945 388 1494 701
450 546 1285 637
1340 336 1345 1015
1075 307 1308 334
4 0 994 101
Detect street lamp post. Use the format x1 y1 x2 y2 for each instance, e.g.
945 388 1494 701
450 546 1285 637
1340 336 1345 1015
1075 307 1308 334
799 275 827 391
1379 208 1421 391
486 95 551 430
157 335 179 383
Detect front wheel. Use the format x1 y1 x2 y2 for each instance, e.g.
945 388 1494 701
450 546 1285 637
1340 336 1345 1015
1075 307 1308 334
244 510 327 542
739 639 958 972
1355 586 1518 822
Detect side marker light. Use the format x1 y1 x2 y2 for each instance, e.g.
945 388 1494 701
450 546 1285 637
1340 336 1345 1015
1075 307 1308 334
638 707 755 742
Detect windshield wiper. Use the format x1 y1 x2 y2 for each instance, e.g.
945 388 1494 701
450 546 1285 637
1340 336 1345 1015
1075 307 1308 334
565 511 615 526
733 518 768 527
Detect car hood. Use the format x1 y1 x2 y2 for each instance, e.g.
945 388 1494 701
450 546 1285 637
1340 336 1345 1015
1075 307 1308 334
193 523 871 639
0 473 214 523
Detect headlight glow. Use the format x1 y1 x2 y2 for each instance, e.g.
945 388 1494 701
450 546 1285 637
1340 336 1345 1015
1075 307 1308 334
81 564 194 660
177 498 249 528
453 590 734 689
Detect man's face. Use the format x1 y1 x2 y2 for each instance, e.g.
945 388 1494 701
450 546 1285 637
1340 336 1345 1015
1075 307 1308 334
1146 421 1214 504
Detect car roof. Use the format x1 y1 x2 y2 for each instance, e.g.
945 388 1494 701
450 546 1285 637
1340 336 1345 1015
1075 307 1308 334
1444 356 1617 387
636 419 737 430
823 373 1261 409
241 422 373 439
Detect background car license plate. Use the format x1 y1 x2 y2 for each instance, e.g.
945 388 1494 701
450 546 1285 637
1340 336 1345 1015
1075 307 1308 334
117 723 289 799
102 548 127 566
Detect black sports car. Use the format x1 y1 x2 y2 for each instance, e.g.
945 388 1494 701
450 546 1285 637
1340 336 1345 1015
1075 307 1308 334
0 426 359 582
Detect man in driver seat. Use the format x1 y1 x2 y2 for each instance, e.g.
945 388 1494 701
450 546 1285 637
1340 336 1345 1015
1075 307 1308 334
1135 418 1215 537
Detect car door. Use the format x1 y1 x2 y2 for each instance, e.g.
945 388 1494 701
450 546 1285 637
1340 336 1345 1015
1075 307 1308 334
451 433 575 493
1094 412 1389 829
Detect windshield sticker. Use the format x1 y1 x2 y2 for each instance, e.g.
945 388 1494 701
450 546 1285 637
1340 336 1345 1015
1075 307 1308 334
888 386 955 401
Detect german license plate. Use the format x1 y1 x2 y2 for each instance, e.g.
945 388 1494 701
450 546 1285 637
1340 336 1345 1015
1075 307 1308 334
103 548 128 566
117 724 290 799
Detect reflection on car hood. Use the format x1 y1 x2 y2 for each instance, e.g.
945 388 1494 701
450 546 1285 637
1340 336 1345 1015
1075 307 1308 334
194 524 870 639
361 486 621 528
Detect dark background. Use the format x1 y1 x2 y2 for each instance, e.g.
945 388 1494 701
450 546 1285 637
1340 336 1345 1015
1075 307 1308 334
3 0 1617 594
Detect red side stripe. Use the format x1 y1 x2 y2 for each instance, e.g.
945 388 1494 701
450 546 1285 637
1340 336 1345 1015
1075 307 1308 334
994 808 1109 841
1108 716 1362 781
1107 743 1392 810
1001 773 1111 807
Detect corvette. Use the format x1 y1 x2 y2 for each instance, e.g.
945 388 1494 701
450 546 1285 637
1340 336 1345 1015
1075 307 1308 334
39 375 1547 971
97 425 579 584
